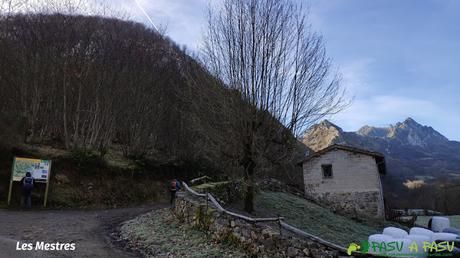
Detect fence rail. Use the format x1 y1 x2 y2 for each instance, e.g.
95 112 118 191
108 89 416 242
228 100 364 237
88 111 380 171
183 182 206 197
279 221 347 252
183 182 280 222
181 180 348 253
190 175 212 184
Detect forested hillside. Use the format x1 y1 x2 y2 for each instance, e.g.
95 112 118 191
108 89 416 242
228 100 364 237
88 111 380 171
0 14 303 189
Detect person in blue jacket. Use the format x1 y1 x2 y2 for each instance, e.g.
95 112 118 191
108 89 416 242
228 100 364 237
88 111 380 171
170 179 181 204
20 172 35 209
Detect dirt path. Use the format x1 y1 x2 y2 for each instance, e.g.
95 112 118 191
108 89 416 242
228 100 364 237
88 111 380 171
0 204 168 258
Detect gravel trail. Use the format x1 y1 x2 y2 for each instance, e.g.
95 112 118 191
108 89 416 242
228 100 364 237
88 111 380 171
0 204 168 258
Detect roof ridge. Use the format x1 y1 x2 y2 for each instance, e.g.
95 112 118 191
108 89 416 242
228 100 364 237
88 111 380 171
326 144 384 157
301 144 386 175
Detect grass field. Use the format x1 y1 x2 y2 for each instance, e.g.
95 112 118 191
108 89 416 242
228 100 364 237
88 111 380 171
254 191 406 246
415 215 460 228
120 208 247 257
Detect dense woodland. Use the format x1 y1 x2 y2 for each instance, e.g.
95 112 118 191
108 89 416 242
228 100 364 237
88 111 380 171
0 13 305 185
0 0 348 213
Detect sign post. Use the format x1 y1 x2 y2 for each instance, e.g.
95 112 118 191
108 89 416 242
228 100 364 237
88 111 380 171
43 161 52 207
7 157 52 207
6 158 16 206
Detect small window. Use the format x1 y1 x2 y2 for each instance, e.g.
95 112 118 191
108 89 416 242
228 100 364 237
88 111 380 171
322 164 333 178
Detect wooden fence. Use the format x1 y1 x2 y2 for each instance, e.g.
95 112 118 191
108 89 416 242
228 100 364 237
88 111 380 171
181 181 348 253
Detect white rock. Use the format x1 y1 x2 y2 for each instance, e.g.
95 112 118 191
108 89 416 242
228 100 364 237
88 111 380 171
383 227 408 238
409 227 434 238
392 238 413 257
431 217 450 232
431 232 458 242
368 234 393 254
406 234 431 258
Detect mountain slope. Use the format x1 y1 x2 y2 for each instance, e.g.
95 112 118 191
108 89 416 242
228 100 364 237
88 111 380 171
0 14 303 191
301 118 460 212
302 118 460 179
0 13 241 175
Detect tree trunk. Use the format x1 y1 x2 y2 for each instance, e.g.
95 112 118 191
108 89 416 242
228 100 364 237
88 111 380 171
243 143 256 213
62 71 70 149
72 83 82 149
244 163 255 213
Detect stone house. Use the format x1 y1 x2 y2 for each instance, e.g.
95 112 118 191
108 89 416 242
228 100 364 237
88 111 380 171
302 144 386 218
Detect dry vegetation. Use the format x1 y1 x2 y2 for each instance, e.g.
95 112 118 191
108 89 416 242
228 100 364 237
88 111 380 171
119 208 247 257
254 191 406 246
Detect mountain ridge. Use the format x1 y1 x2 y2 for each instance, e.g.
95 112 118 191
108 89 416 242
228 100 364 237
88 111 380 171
301 117 460 178
301 118 460 211
356 118 450 147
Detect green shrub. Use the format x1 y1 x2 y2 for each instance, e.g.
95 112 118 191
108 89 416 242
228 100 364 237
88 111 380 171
70 149 106 171
193 180 244 205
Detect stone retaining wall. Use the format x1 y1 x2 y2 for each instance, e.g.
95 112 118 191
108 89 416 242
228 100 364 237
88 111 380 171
310 190 381 217
174 193 364 258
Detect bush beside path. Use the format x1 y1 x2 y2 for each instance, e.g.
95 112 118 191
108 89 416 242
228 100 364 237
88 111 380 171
119 208 247 258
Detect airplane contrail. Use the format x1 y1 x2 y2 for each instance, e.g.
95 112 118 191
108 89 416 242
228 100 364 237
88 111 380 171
134 0 159 31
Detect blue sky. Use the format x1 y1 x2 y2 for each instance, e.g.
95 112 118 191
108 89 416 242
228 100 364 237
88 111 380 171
126 0 460 139
307 0 460 141
24 0 460 140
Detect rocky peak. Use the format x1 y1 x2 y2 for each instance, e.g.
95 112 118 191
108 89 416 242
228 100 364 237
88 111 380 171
357 125 390 138
355 118 448 147
301 120 343 151
395 117 422 129
403 117 417 124
389 118 448 147
303 118 450 151
317 120 342 131
301 118 460 214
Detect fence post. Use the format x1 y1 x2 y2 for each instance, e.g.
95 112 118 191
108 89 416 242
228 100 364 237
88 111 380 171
183 179 348 253
278 214 282 237
205 191 209 212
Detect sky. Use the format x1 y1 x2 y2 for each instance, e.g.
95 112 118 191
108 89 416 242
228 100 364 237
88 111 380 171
7 0 459 140
117 0 460 140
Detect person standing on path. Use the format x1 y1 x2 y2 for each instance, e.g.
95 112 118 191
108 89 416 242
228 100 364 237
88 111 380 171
170 179 181 204
20 172 35 209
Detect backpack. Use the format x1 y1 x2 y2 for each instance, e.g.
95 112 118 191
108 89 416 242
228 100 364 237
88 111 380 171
171 180 177 190
23 176 34 191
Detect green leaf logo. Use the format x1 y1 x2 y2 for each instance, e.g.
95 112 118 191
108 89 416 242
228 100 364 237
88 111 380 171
347 243 360 255
360 240 369 253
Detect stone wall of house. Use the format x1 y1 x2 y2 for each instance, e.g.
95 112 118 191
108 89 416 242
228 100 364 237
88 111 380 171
303 149 385 218
174 193 352 258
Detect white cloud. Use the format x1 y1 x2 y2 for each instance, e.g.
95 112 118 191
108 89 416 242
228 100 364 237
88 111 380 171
340 58 375 96
309 0 343 30
137 0 208 51
2 0 208 51
328 58 459 140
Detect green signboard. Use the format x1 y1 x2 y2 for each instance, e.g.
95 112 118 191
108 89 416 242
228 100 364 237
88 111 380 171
7 157 52 207
11 157 51 181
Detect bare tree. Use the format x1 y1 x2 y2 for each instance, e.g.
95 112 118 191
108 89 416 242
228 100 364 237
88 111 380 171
0 14 169 154
203 0 347 212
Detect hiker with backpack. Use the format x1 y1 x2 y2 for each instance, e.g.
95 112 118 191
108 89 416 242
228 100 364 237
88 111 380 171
20 172 35 209
170 179 181 204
